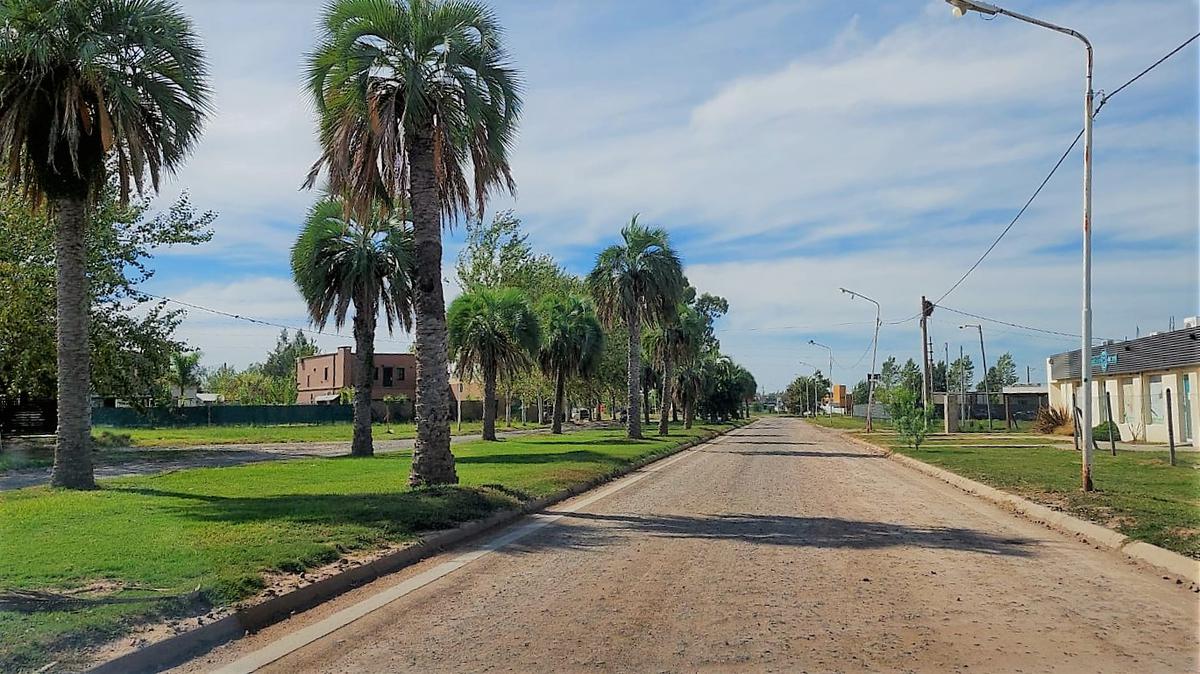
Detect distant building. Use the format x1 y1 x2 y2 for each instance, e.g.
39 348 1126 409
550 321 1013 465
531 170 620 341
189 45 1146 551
297 347 483 404
1046 320 1199 447
829 384 851 413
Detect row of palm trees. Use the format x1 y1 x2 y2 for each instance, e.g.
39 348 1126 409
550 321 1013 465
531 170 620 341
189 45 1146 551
0 0 753 490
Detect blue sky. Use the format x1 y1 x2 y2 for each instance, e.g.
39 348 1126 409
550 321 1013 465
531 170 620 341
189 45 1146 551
147 0 1199 392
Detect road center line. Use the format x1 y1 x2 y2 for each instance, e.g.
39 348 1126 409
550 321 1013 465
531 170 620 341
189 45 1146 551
213 434 727 674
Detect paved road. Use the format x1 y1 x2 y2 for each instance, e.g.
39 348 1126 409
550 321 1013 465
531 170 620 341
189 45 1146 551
178 417 1198 673
0 424 573 491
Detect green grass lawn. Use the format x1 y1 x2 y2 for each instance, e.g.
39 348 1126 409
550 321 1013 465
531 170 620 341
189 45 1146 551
832 421 1200 560
91 419 546 448
0 421 737 670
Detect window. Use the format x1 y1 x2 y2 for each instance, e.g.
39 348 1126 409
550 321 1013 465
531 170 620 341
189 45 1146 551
306 375 311 387
383 367 394 387
374 367 380 382
397 367 405 381
1148 376 1164 424
324 367 329 380
1120 379 1134 422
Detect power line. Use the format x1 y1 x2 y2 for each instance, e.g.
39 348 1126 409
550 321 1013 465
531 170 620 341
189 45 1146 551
139 292 414 347
934 303 1112 342
934 31 1199 305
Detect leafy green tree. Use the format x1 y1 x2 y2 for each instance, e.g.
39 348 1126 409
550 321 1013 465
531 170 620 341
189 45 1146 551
292 198 414 457
447 287 540 441
980 352 1019 395
851 379 871 405
899 358 922 398
644 305 705 435
0 187 212 410
537 295 603 434
262 330 319 380
888 388 935 450
948 355 975 395
878 356 900 392
167 352 202 405
0 0 211 488
306 0 522 486
587 216 686 439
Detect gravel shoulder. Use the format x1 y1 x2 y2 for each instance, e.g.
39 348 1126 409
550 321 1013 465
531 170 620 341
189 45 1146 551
172 417 1198 673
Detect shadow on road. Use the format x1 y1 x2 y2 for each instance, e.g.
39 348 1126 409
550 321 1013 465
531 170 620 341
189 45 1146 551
701 448 881 458
506 511 1035 557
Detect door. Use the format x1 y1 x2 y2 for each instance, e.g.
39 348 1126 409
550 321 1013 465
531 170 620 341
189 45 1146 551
1181 374 1193 443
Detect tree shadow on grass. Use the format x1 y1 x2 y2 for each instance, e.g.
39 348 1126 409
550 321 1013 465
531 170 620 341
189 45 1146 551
504 512 1036 557
456 450 627 465
108 485 514 534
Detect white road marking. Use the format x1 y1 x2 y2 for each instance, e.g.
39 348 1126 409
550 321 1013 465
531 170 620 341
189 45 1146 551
212 432 736 673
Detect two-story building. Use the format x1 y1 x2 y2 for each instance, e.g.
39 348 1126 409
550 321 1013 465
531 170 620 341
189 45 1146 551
1046 320 1199 447
296 347 416 404
296 347 482 405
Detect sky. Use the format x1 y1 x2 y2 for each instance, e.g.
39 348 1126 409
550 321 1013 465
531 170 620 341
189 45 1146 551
145 0 1200 393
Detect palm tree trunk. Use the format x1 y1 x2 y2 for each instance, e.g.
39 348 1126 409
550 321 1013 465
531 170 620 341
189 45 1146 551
626 310 642 439
658 356 673 436
407 130 456 485
482 359 497 441
50 195 95 490
350 296 375 457
552 368 565 434
685 400 694 429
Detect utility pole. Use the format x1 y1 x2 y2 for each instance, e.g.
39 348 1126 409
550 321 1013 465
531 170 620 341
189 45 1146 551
920 296 934 407
808 342 833 417
959 345 966 422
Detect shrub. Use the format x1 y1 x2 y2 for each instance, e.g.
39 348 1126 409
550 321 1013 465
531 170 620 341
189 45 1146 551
91 430 131 448
1033 406 1071 434
888 388 935 451
1093 420 1119 440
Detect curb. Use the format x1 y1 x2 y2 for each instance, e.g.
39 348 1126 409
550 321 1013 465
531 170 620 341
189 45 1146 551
810 423 1200 584
88 420 752 674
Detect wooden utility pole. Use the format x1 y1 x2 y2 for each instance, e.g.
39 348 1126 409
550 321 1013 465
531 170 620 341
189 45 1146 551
919 296 933 406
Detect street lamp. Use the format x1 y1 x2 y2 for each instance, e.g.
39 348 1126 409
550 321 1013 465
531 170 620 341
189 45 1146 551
959 324 993 431
798 360 817 417
808 340 834 417
944 0 1095 489
840 287 881 432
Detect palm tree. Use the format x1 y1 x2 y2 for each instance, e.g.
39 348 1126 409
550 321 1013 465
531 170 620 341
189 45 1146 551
292 198 414 457
644 305 705 436
538 295 604 434
447 287 539 441
674 356 711 430
0 0 211 489
168 352 202 406
587 216 686 439
305 0 521 486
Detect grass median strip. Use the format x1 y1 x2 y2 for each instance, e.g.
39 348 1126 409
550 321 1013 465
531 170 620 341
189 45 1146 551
90 419 545 448
831 422 1200 560
0 422 736 671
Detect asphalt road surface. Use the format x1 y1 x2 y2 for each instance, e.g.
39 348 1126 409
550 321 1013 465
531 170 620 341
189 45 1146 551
179 417 1198 673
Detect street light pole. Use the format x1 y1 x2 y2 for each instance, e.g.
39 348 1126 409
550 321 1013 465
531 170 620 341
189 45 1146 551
960 324 993 430
798 360 817 417
809 340 834 417
944 0 1095 489
840 288 881 432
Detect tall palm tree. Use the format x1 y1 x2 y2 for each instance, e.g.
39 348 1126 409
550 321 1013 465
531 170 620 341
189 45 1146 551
587 216 686 439
0 0 210 489
644 305 705 436
168 352 202 406
292 198 414 457
674 355 712 430
306 0 522 486
447 287 539 441
538 295 604 435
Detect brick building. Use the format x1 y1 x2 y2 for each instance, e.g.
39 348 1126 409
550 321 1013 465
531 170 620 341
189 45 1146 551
296 347 482 405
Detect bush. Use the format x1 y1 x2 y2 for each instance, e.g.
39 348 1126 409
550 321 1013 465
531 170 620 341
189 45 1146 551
1093 420 1119 440
888 388 935 450
1033 406 1071 435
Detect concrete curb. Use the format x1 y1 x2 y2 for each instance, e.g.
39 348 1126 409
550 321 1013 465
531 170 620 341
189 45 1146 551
813 424 1200 584
87 421 752 674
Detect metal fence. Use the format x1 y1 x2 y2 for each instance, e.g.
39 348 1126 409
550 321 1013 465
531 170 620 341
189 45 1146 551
92 404 354 428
